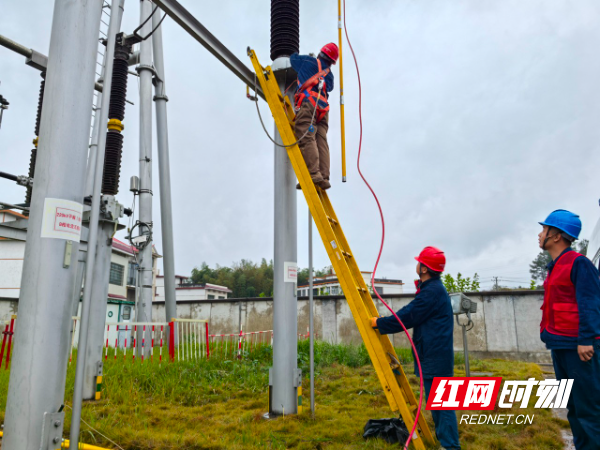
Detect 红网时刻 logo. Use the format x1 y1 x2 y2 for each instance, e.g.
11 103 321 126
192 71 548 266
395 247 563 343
426 377 573 411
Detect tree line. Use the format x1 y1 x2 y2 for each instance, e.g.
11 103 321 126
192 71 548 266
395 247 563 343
190 259 334 299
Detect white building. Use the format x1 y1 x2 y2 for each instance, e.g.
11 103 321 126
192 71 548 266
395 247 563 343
0 210 160 328
297 269 403 297
155 274 232 302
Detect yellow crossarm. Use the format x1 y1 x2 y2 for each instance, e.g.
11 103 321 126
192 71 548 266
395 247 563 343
247 49 434 449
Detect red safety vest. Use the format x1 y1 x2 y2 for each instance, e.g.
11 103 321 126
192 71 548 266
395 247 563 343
540 251 583 337
294 59 330 123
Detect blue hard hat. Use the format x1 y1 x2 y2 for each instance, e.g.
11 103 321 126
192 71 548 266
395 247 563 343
539 209 582 239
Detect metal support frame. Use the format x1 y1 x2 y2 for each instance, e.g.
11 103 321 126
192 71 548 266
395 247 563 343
69 0 124 446
270 59 299 416
82 216 116 400
0 34 104 93
309 212 315 415
1 0 103 448
136 0 155 359
152 10 178 341
148 0 264 99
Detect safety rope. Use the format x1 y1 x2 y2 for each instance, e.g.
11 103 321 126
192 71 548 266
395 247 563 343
251 73 321 148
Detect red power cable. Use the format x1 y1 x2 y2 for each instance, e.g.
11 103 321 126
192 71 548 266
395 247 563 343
341 2 424 448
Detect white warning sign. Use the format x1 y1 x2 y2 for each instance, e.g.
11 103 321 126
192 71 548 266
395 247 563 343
284 262 298 283
40 198 83 240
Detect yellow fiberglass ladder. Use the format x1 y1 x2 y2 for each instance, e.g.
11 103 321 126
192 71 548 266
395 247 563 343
248 49 434 449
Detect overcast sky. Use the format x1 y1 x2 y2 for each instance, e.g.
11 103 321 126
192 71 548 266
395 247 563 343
2 0 600 292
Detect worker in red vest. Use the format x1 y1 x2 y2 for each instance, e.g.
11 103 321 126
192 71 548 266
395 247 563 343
539 209 600 449
290 43 338 191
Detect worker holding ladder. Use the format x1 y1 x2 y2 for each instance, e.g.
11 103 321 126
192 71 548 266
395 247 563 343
290 43 338 191
371 247 461 450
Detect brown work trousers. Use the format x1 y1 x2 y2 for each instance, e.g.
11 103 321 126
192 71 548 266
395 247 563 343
294 101 330 183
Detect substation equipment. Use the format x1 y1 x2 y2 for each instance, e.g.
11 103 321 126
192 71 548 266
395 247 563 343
450 293 478 377
0 0 434 449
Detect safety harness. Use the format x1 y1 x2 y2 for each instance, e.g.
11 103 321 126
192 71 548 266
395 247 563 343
294 58 330 123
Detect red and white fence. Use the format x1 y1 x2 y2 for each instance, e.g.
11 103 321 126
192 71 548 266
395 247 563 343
4 314 289 370
208 326 273 360
103 321 170 363
170 318 210 361
0 315 16 369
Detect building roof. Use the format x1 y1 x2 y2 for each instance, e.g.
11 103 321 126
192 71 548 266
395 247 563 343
298 276 403 289
173 282 232 293
0 209 28 220
111 238 161 258
157 274 189 279
112 238 135 256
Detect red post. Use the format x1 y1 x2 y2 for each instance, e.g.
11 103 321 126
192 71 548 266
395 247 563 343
205 322 210 359
114 325 119 360
151 325 155 362
141 325 146 363
124 325 128 361
133 325 137 363
159 325 164 363
5 316 16 369
105 325 109 361
169 321 175 362
0 323 9 368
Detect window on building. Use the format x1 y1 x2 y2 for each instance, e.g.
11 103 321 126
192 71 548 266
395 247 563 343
208 294 215 300
121 306 131 320
127 262 138 286
109 263 124 286
331 286 339 295
218 296 225 299
375 286 384 295
313 288 319 295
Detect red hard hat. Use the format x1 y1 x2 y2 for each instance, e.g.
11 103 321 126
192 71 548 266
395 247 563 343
415 246 446 273
320 43 339 63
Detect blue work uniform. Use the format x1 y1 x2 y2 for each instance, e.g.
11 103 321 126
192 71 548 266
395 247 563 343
541 248 600 450
290 53 334 109
376 277 461 450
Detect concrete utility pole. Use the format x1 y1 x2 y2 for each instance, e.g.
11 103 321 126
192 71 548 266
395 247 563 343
69 0 124 445
136 0 155 358
271 64 300 415
80 0 127 402
152 10 178 331
269 0 300 417
2 0 103 448
309 212 315 415
82 210 120 400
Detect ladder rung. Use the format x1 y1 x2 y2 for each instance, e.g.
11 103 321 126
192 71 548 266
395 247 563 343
247 49 433 449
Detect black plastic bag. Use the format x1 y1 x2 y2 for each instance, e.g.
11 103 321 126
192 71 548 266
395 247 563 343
363 418 410 445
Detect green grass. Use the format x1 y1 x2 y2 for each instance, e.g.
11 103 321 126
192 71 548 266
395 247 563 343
0 342 568 449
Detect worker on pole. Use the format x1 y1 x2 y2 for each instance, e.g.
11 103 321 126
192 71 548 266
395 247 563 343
370 247 461 450
538 209 600 449
290 43 338 191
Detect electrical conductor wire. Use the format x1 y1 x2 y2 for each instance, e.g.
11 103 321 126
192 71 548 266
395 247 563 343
342 1 424 448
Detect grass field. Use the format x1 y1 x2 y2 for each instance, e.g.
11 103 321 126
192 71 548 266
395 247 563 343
0 342 568 449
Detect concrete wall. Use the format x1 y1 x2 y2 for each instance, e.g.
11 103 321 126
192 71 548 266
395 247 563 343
150 290 550 363
0 240 25 299
0 290 552 363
